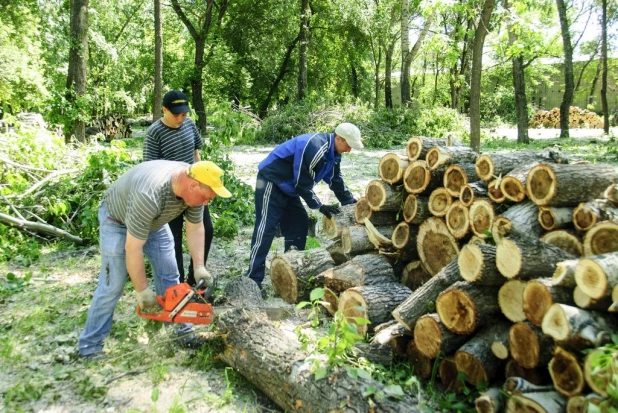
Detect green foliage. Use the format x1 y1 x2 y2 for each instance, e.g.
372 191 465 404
207 102 260 146
585 336 618 411
0 272 32 299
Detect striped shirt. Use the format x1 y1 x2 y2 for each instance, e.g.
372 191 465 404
143 119 203 164
104 160 203 240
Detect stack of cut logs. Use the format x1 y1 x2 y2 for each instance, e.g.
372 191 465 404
529 106 603 129
268 136 618 413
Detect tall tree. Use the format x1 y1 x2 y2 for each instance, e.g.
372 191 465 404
298 0 310 100
600 0 608 134
469 0 495 153
153 0 162 121
66 0 89 143
555 0 574 138
401 8 434 105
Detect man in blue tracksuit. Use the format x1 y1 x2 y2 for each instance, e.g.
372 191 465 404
245 123 363 290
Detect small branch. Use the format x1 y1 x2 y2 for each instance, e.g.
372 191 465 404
0 212 85 244
0 156 56 172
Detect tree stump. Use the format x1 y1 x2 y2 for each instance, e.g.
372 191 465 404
402 194 432 224
378 153 409 184
416 217 459 276
317 254 396 293
574 252 618 299
406 136 450 161
498 279 527 322
583 221 618 256
522 278 574 327
365 179 404 212
443 163 476 197
435 281 500 334
540 230 583 257
322 203 356 240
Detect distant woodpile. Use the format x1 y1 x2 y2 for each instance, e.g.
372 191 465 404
529 106 603 129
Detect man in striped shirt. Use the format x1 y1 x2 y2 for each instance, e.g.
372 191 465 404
143 90 212 286
245 123 363 293
78 160 231 359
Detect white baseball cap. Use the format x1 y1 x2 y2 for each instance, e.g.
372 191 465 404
335 123 363 149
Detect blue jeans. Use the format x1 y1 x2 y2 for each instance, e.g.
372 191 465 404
78 202 184 356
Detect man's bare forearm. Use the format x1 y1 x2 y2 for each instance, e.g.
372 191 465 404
125 233 148 291
186 220 205 267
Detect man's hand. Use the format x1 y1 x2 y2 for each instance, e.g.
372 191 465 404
319 205 341 219
136 288 159 309
194 265 213 287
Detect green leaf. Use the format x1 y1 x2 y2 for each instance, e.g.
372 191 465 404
357 368 372 380
310 288 325 301
383 384 404 399
151 386 159 402
314 366 328 381
362 385 377 398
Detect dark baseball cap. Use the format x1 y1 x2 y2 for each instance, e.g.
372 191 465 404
163 90 191 114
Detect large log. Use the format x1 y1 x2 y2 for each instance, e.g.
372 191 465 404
538 206 573 231
353 342 394 366
406 136 450 161
491 201 543 243
498 279 527 322
583 221 618 256
317 254 396 293
460 181 487 207
542 303 618 349
426 146 478 170
469 198 495 238
445 200 470 240
526 163 618 206
458 243 504 286
391 222 419 251
324 239 349 265
402 194 432 224
365 179 404 212
339 283 412 335
341 226 375 255
403 160 444 194
378 153 409 184
414 313 470 359
540 230 583 257
392 258 460 330
354 197 399 226
322 203 357 240
509 321 554 369
270 248 335 304
443 163 477 198
574 252 618 299
475 151 556 182
499 161 543 203
572 198 618 231
487 178 508 204
522 278 574 327
436 281 500 335
549 346 585 398
217 308 422 412
406 340 432 379
416 217 460 276
428 187 453 217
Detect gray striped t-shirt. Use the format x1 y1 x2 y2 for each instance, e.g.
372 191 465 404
143 118 203 164
104 160 203 240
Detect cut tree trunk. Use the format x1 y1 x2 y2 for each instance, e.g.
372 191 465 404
365 179 404 212
566 396 585 413
526 163 618 206
573 286 613 310
379 153 409 184
339 283 412 335
426 146 478 170
549 346 585 398
354 197 399 226
216 308 421 411
402 194 432 224
436 281 500 335
443 163 476 198
583 221 618 256
504 358 547 385
509 321 554 369
574 252 618 299
499 162 544 203
317 253 396 293
552 259 579 287
475 388 503 413
445 200 470 239
459 181 487 207
403 160 444 194
584 348 611 397
416 217 460 276
392 258 460 331
475 151 555 182
496 232 575 280
573 199 618 232
540 230 583 257
270 248 335 304
341 226 376 255
499 279 528 322
469 199 495 238
542 303 618 349
400 261 431 291
454 321 510 385
223 276 265 307
522 278 574 326
428 187 453 217
322 203 357 240
538 206 573 231
406 136 450 161
458 243 504 285
414 313 470 359
503 377 566 413
492 201 543 243
391 222 419 250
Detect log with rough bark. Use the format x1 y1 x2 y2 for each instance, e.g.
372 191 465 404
549 346 585 398
400 261 431 291
542 303 618 349
426 146 478 170
322 204 357 240
354 197 399 226
504 359 547 385
436 281 500 334
353 342 394 366
339 283 412 335
445 200 470 239
416 217 460 276
469 198 495 238
371 321 412 357
509 321 554 369
341 226 375 255
317 254 396 293
538 206 573 231
392 258 461 331
496 232 575 280
216 308 422 412
223 276 265 307
454 321 510 385
428 187 453 217
540 230 583 257
583 221 618 256
475 151 555 182
499 162 543 203
406 340 432 379
573 199 618 231
458 243 504 285
499 279 527 322
574 252 618 299
413 313 470 359
503 377 566 413
391 222 419 250
526 163 618 206
491 201 543 243
403 160 444 194
491 331 510 360
270 248 335 304
406 136 450 161
584 348 611 397
379 153 409 184
523 278 574 326
475 387 503 413
363 218 396 250
604 183 618 204
552 259 579 287
459 181 487 207
365 179 404 212
324 239 349 265
573 286 613 310
443 163 476 198
402 194 432 224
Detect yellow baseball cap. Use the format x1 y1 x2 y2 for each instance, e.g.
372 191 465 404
186 161 232 198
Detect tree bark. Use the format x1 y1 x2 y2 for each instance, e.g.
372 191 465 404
66 0 89 143
475 151 555 182
601 0 609 133
317 254 396 293
153 0 162 123
297 0 310 101
500 161 546 203
426 146 478 171
459 181 487 207
538 206 573 231
455 322 510 385
492 201 543 243
556 0 575 139
505 0 529 144
475 387 503 413
341 226 375 256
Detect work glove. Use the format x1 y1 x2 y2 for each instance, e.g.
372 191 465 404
136 288 159 309
319 205 341 219
194 265 214 287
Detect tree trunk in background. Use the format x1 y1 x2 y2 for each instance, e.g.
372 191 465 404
601 0 609 134
385 40 395 108
297 0 310 101
401 11 434 105
469 0 495 153
153 0 162 122
448 14 473 111
505 0 529 144
192 37 207 133
66 0 89 143
400 0 410 104
588 60 602 107
556 0 574 139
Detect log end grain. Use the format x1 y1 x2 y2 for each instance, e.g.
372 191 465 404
446 201 470 239
541 231 583 257
406 137 423 161
458 243 484 283
475 155 494 182
583 221 618 256
499 280 527 322
379 153 406 184
538 206 557 231
549 347 584 398
523 280 553 327
444 164 469 197
496 238 522 279
414 315 442 359
488 179 506 203
491 341 509 360
392 222 410 249
322 215 339 239
404 161 430 194
574 258 606 300
436 289 476 334
270 256 299 304
339 289 370 336
354 197 372 224
572 203 596 232
509 322 540 369
366 180 387 211
501 177 527 203
429 187 452 217
526 164 557 206
417 217 460 276
470 199 495 237
455 350 488 386
541 303 568 341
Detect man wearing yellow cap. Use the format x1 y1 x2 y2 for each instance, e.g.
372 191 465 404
78 160 231 359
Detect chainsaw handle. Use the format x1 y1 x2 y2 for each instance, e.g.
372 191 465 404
194 277 215 301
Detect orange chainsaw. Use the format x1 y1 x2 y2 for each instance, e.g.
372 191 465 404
136 278 214 325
